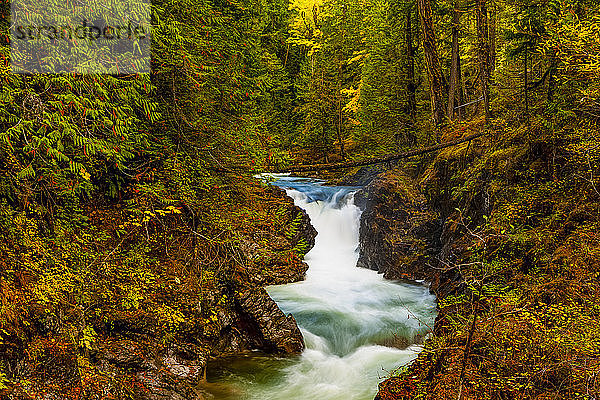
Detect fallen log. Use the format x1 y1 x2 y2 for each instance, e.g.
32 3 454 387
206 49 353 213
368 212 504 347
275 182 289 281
270 131 486 172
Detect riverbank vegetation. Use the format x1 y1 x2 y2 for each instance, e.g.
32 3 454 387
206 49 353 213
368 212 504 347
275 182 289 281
0 0 313 397
1 0 599 398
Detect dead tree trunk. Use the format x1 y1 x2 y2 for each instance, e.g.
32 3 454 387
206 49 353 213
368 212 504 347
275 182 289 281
417 0 447 129
272 131 486 172
337 56 346 160
476 0 491 123
489 2 497 76
524 42 529 125
547 51 557 103
457 41 465 120
448 0 461 120
406 6 417 121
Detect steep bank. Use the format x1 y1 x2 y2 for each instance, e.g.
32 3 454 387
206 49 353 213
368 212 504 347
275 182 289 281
353 167 463 300
0 182 316 400
354 170 441 282
354 127 599 399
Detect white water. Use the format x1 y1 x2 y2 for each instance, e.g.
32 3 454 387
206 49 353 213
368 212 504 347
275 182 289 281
207 177 436 400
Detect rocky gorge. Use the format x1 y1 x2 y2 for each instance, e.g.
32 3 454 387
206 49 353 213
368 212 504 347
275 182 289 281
4 134 597 400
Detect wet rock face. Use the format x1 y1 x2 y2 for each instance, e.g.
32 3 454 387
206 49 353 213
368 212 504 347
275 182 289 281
215 188 312 357
234 287 304 354
238 185 317 286
290 206 317 254
271 185 317 257
355 169 441 281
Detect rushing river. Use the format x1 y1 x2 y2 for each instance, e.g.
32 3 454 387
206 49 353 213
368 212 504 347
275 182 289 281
205 176 436 400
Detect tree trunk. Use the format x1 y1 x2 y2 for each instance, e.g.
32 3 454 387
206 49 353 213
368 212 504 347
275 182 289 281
406 6 417 121
337 56 346 160
476 0 491 123
547 50 557 103
489 2 497 76
457 42 465 120
448 0 461 120
524 42 529 125
417 0 447 129
459 47 467 119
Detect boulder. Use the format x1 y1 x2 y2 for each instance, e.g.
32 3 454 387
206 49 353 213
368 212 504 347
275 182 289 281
234 287 304 354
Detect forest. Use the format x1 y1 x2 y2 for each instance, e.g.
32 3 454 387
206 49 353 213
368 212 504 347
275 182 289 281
1 0 599 398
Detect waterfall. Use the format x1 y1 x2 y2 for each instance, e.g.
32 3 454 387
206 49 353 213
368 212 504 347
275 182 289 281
207 176 436 400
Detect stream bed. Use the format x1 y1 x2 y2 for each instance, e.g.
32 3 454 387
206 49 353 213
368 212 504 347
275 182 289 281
204 176 437 400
